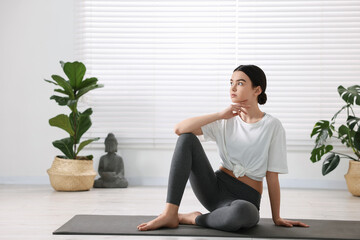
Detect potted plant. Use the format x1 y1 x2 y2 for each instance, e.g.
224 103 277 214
310 85 360 196
45 61 104 191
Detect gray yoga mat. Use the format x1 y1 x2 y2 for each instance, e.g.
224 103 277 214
53 215 360 239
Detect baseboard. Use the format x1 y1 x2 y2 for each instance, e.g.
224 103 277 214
0 176 50 185
276 178 347 190
0 176 347 190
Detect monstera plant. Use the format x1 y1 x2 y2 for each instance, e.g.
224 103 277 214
310 85 360 196
45 61 104 191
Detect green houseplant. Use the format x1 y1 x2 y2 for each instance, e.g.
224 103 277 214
45 61 104 191
310 85 360 196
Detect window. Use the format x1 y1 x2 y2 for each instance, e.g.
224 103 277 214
75 0 360 152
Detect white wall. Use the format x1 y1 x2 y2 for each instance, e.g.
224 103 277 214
0 0 75 182
0 0 352 190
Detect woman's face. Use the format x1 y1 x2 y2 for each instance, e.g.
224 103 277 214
230 71 261 104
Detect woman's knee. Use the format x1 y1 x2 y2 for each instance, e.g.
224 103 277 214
178 132 197 139
177 132 199 145
228 200 260 230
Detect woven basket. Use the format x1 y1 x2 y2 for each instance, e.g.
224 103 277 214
344 160 360 197
47 156 96 191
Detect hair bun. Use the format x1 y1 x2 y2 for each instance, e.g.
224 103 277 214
258 92 267 105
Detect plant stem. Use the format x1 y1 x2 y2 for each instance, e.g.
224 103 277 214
331 135 341 139
73 92 77 159
349 105 360 128
348 105 360 158
350 105 355 116
345 105 357 154
330 128 359 158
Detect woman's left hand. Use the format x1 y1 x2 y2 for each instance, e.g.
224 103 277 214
274 217 310 228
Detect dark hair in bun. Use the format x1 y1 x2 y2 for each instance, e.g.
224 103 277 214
233 64 267 105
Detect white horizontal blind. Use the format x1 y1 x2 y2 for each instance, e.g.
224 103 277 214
75 0 360 152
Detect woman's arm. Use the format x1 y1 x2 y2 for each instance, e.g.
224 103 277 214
174 112 221 135
174 102 251 135
266 171 310 228
266 171 281 222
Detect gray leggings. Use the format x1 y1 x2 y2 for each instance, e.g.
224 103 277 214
167 133 261 232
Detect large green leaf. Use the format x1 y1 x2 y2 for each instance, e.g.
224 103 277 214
50 96 77 112
347 115 360 131
49 114 75 136
50 95 68 106
52 137 75 159
63 61 86 91
76 137 100 155
310 120 333 148
338 124 355 148
310 144 333 163
79 77 98 90
44 79 58 86
76 84 104 99
51 75 75 99
338 85 360 106
69 108 93 144
76 109 93 143
322 153 340 176
354 130 360 151
54 89 67 95
81 108 93 116
339 124 350 136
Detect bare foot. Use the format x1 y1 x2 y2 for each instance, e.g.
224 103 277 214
178 211 202 225
137 213 179 231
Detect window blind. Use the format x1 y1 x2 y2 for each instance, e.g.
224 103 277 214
75 0 360 152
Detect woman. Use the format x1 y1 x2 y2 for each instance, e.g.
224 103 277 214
137 64 309 232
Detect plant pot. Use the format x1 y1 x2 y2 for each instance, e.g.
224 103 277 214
47 156 97 191
344 160 360 197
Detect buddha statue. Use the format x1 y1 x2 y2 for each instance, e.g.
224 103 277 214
93 133 128 188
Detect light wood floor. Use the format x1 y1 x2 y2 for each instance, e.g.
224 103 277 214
0 184 359 240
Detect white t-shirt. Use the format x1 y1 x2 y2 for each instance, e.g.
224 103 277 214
200 112 288 181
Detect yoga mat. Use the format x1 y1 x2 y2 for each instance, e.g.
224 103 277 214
53 215 360 239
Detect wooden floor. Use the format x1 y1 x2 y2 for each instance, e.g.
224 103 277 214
0 184 359 240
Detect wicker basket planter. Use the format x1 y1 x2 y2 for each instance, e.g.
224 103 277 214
344 160 360 197
47 156 97 191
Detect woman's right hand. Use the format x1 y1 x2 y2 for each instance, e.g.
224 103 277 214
218 101 250 120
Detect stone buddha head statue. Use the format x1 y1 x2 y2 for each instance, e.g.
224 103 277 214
105 133 118 153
